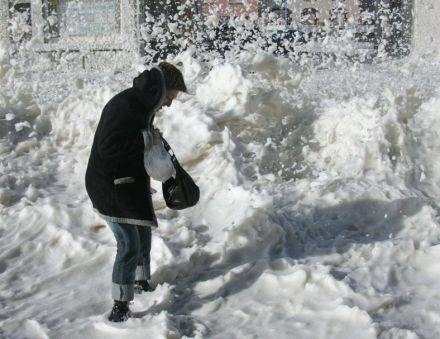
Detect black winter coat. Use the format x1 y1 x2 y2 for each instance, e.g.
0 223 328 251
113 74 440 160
85 67 165 226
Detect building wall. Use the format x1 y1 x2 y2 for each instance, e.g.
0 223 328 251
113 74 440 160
203 0 363 25
15 0 138 51
203 0 259 17
288 0 362 26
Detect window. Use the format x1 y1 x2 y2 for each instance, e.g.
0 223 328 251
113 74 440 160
301 7 318 26
329 3 348 27
42 0 120 41
8 1 32 41
359 0 375 13
58 0 120 37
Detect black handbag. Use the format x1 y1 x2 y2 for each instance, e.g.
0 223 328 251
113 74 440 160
160 136 200 210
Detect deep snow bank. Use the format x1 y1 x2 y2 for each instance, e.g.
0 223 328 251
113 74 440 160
1 44 440 338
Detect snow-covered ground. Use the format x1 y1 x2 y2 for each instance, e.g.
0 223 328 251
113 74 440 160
1 18 440 338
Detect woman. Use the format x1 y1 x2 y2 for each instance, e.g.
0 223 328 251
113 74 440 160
85 62 187 322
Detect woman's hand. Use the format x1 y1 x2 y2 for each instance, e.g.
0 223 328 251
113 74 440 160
151 128 163 143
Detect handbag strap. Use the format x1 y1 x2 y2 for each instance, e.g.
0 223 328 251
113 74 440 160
159 134 180 167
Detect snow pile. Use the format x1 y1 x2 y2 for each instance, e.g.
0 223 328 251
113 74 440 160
407 97 440 199
1 39 440 339
413 0 440 57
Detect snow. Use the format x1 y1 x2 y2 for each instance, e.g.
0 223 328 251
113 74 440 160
413 0 440 57
1 4 440 339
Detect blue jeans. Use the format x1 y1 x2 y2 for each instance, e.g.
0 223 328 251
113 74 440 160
106 221 152 301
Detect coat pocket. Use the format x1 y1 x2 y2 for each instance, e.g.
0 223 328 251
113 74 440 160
113 177 147 211
114 176 136 185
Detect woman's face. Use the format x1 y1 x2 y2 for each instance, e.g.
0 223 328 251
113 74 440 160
161 89 179 108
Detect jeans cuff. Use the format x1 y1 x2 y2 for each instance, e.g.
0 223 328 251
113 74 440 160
135 264 150 281
112 283 134 301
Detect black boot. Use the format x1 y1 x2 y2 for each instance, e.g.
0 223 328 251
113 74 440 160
134 280 155 294
108 300 131 322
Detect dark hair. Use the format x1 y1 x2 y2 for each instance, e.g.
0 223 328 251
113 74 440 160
158 62 187 93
